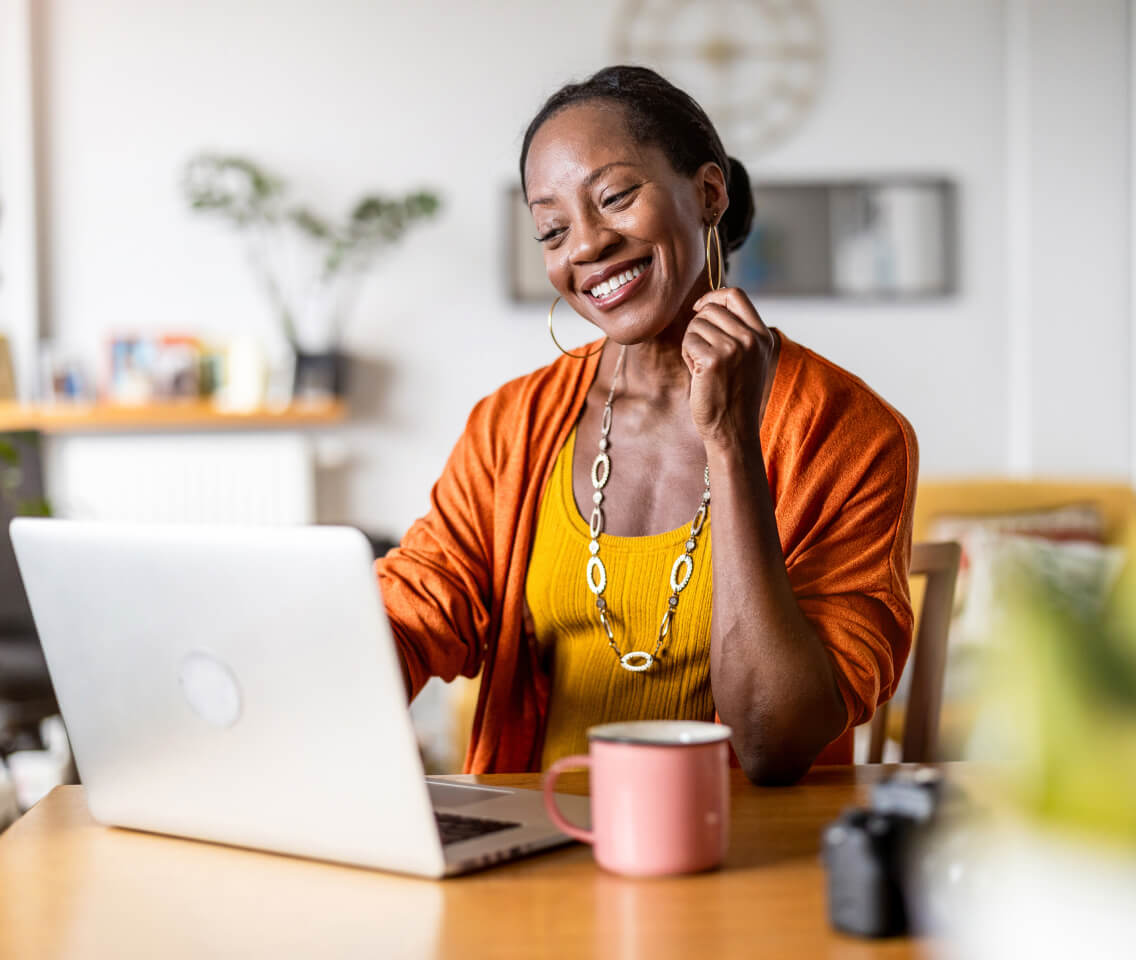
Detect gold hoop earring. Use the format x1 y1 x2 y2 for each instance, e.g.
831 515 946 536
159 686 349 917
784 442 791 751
548 296 604 359
705 223 724 291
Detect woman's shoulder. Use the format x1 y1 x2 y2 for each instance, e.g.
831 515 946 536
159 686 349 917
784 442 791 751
772 330 916 448
767 331 918 505
485 347 597 409
457 340 603 452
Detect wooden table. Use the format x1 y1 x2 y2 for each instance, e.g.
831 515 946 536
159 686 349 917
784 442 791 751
0 766 931 959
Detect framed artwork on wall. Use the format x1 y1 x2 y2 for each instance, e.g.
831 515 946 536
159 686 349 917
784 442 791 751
729 177 957 299
505 177 957 303
506 187 556 302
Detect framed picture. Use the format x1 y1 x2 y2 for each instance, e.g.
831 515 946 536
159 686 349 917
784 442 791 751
730 178 957 299
506 187 556 303
504 177 956 302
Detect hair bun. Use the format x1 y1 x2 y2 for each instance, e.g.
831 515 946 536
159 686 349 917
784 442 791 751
721 157 754 253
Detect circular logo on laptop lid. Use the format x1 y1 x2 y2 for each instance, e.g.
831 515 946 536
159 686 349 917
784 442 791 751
178 651 243 728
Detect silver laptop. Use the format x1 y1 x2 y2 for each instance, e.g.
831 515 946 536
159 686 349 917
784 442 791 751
10 518 587 878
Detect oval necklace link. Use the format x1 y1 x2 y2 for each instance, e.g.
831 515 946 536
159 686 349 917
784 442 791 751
586 346 710 673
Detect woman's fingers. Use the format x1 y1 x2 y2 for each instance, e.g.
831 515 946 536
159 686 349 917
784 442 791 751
689 304 758 352
684 287 772 445
681 325 717 373
693 287 769 337
682 309 755 381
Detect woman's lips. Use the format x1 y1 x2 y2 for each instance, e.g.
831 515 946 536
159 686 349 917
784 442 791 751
584 258 652 311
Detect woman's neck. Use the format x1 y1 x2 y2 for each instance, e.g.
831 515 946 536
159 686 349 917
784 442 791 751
618 279 709 409
623 331 690 410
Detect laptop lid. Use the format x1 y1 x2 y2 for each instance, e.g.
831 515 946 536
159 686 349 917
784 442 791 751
10 519 448 877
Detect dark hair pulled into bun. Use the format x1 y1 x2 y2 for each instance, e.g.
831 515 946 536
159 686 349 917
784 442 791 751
721 157 754 255
520 65 755 259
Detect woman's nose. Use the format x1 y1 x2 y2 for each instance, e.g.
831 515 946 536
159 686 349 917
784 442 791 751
568 214 620 266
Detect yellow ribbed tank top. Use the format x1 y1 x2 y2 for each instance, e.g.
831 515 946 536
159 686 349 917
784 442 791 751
526 425 715 770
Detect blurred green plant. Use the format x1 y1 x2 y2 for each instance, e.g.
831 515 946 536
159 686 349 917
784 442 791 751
182 154 440 349
977 542 1136 846
0 433 50 517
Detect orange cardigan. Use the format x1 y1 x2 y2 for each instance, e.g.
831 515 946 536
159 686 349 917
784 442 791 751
375 331 917 773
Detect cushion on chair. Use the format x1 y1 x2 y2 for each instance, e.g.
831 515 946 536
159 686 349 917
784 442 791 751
928 503 1108 639
892 483 1136 759
904 515 1126 758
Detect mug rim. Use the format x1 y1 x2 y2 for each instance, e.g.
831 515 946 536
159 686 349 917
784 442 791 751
586 720 733 747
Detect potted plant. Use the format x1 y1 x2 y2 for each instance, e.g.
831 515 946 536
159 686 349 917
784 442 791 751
182 154 440 401
923 536 1136 956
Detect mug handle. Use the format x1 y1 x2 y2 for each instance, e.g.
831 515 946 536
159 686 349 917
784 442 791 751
542 754 594 844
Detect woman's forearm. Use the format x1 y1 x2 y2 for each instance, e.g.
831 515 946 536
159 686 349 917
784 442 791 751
706 439 847 785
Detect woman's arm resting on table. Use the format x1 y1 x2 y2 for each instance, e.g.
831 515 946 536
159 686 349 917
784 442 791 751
685 288 913 785
707 440 847 784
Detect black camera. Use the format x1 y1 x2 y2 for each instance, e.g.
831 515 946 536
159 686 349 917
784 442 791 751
822 767 964 938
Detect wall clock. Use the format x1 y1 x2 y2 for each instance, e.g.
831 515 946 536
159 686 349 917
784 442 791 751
612 0 825 157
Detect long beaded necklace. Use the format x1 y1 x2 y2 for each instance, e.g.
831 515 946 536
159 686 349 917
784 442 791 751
585 346 711 673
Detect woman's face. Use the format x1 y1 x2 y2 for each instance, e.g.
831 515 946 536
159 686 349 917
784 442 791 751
524 102 725 345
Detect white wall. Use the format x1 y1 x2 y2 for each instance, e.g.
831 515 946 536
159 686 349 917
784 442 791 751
12 0 1135 535
0 0 41 402
1021 0 1130 476
757 0 1013 476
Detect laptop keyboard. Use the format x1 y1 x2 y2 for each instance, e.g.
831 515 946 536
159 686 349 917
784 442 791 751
435 812 520 846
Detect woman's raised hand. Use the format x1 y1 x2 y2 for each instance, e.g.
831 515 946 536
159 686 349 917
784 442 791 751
682 287 777 451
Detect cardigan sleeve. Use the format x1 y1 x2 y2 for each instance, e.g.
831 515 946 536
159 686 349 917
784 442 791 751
778 389 919 732
373 394 501 699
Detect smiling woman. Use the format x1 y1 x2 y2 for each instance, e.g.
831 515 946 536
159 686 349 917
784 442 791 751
375 66 918 785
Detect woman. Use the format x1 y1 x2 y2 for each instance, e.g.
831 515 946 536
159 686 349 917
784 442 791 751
377 66 917 785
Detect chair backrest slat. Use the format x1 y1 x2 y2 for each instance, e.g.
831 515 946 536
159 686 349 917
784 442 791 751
867 540 961 763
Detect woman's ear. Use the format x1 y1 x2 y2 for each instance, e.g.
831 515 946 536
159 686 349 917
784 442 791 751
696 161 729 223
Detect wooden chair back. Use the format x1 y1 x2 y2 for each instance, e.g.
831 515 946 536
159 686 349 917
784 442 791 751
867 540 961 763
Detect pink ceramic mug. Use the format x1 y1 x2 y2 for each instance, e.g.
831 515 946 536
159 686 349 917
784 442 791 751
542 720 732 877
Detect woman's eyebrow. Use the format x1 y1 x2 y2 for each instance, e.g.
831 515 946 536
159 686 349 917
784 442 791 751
528 161 639 209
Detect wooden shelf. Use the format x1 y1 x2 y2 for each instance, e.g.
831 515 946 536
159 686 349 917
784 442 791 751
0 400 348 434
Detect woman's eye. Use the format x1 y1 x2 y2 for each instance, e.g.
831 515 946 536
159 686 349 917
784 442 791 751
535 227 565 244
603 185 639 207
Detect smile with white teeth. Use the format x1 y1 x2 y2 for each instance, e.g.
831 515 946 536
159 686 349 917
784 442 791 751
588 259 649 299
